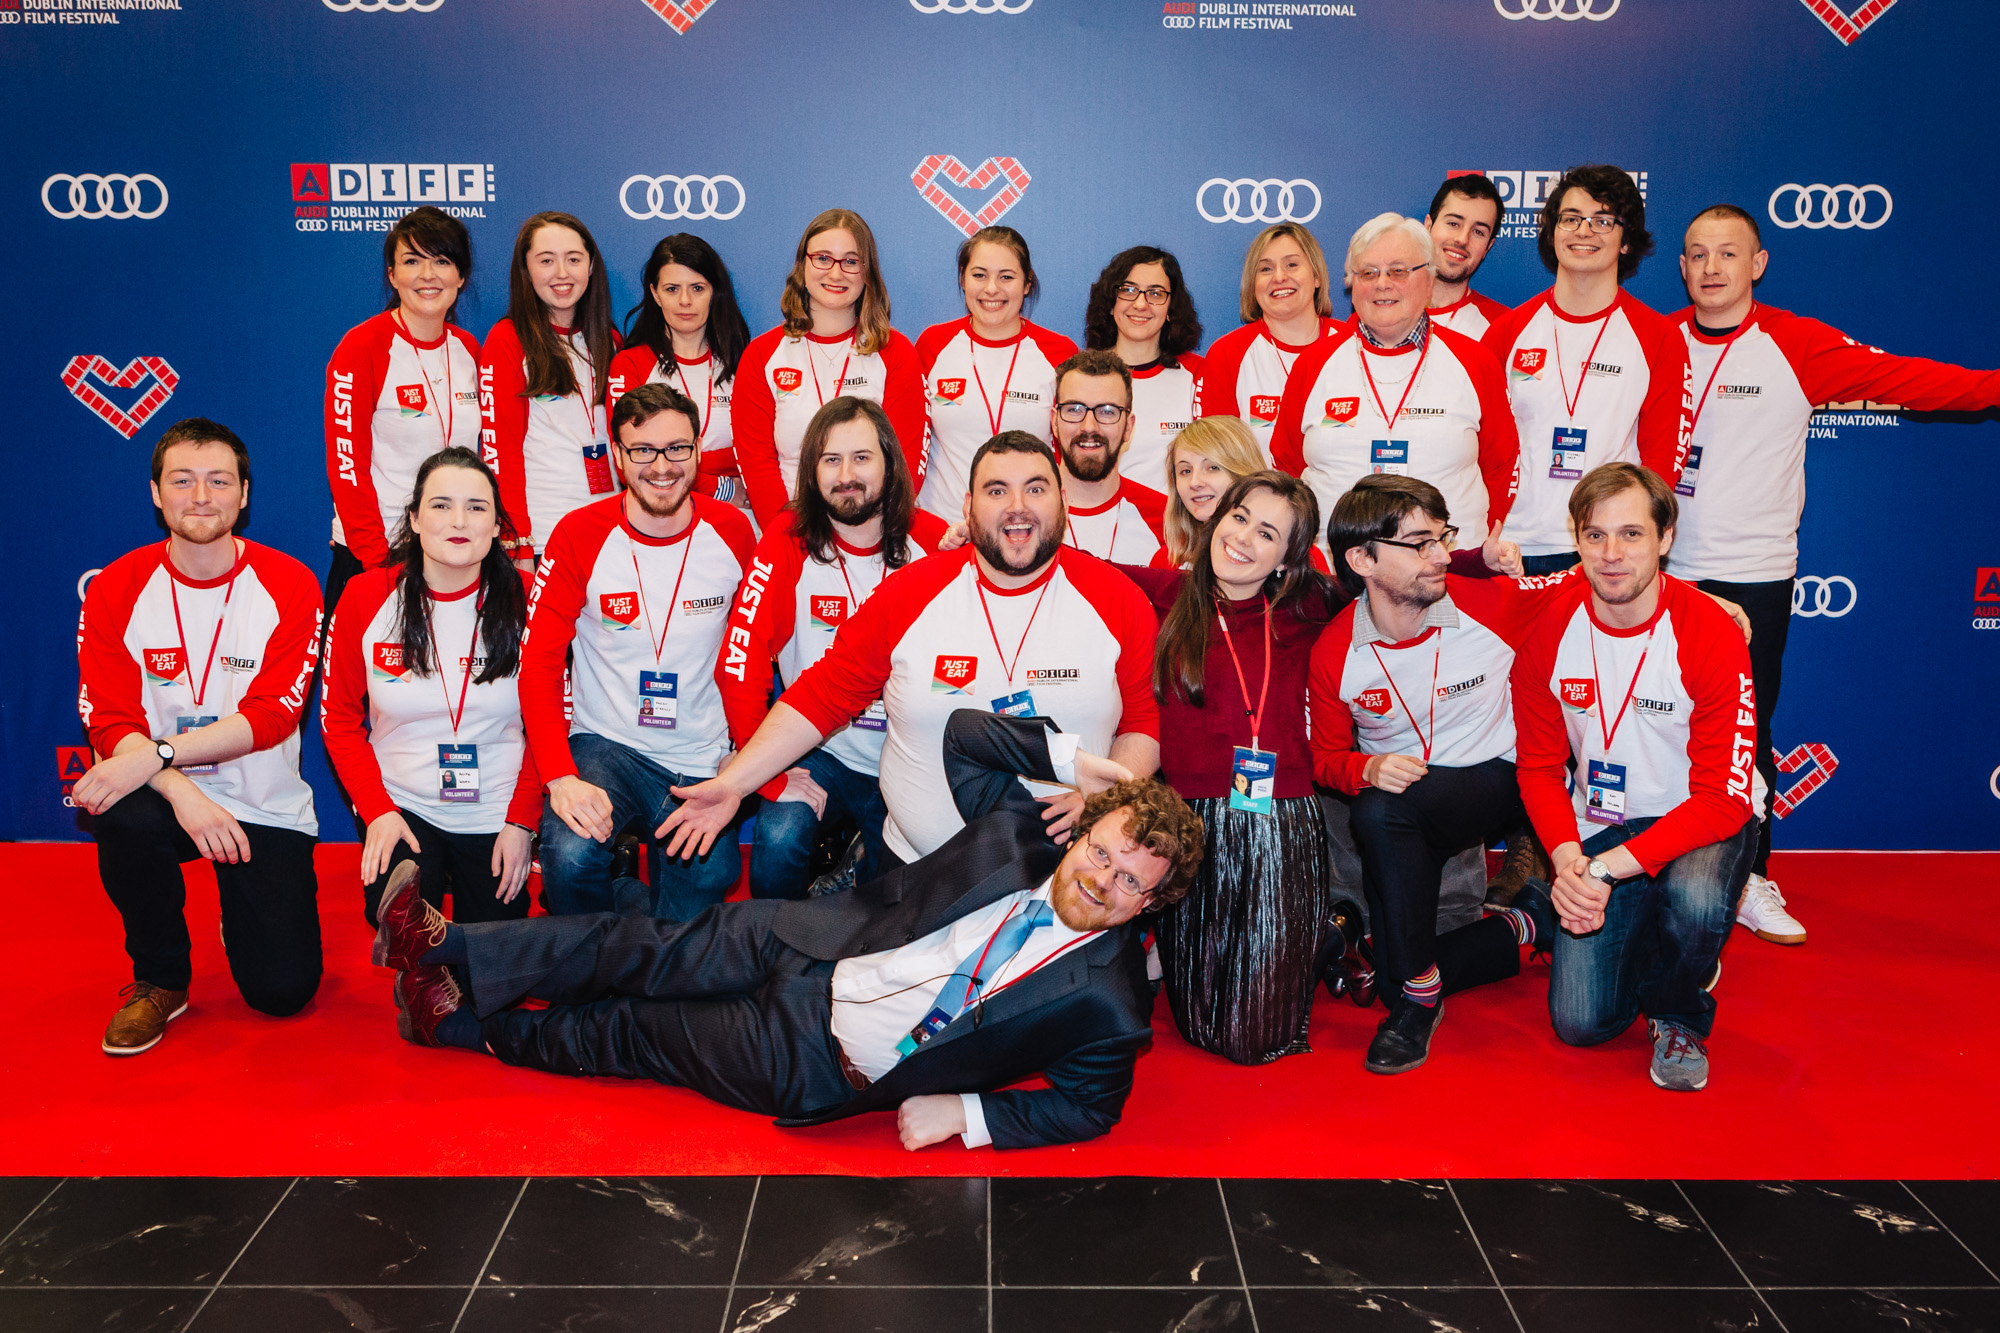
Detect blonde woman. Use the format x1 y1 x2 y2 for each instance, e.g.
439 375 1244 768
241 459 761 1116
1199 223 1343 457
1154 416 1328 573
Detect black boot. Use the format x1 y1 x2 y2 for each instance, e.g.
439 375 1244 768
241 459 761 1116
1365 997 1444 1074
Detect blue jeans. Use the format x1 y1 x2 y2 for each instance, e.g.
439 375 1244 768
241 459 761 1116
749 747 890 900
1549 816 1757 1044
538 732 742 921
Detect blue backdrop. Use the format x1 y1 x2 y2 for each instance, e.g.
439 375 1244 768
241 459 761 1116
4 0 1994 847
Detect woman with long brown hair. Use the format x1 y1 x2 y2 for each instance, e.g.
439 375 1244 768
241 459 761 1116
733 208 926 527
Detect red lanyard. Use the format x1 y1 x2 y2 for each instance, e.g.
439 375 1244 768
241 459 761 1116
1587 623 1657 751
1358 337 1432 434
166 548 238 710
835 549 880 611
422 585 483 736
1370 638 1441 762
1688 306 1753 437
630 527 695 665
1214 596 1273 751
1553 310 1615 423
976 568 1054 686
959 900 1095 1004
671 351 716 445
971 335 1024 438
397 313 456 448
807 337 854 408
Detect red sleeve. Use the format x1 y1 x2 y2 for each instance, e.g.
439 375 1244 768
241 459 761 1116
732 328 786 527
480 319 534 553
236 548 324 752
1122 481 1168 542
503 566 546 827
1059 552 1162 742
1509 591 1587 853
1479 295 1537 369
1306 605 1367 794
517 505 615 783
1025 322 1080 370
1197 325 1249 418
1308 545 1331 574
1620 583 1758 875
1146 546 1175 570
780 550 969 736
325 317 394 568
717 515 801 748
318 566 398 825
913 320 958 377
1628 296 1692 488
1765 309 2000 412
907 508 951 554
605 345 655 415
76 550 155 758
1270 329 1348 477
878 330 929 491
1440 326 1521 532
1470 289 1512 326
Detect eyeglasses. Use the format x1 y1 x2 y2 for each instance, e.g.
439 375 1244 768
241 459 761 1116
1083 835 1154 900
620 442 697 464
1114 282 1172 306
805 251 866 274
1373 525 1459 558
1352 263 1430 284
1055 401 1130 426
1555 213 1622 234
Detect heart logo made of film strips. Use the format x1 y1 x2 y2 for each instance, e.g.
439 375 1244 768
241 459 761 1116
1771 742 1839 819
912 155 1031 237
1798 0 1896 45
62 355 181 438
638 0 719 34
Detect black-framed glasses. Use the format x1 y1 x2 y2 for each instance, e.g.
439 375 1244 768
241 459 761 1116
806 251 865 274
1373 526 1459 558
1555 213 1622 234
620 441 697 464
1055 401 1130 425
1114 282 1172 306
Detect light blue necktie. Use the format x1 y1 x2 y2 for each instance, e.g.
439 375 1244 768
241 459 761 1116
933 899 1054 1021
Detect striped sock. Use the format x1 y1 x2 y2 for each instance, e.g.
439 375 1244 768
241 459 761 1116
1498 906 1536 947
1402 965 1442 1008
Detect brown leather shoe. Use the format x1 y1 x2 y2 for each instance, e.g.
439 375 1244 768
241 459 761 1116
373 860 446 971
395 966 464 1048
1485 829 1551 908
102 982 189 1056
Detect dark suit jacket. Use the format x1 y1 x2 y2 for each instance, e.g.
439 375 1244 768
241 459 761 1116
771 710 1157 1150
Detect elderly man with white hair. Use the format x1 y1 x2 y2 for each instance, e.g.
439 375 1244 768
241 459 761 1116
1271 213 1522 556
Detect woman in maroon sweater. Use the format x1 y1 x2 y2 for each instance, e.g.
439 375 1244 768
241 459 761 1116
1120 471 1366 1063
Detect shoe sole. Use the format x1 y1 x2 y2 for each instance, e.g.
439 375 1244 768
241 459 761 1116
1364 1052 1427 1075
101 999 189 1056
1747 926 1806 945
371 862 426 968
1650 1066 1708 1091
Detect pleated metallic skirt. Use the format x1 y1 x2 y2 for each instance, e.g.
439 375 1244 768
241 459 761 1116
1157 794 1338 1065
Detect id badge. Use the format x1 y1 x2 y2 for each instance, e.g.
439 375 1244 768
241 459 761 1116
1675 444 1703 496
895 1005 954 1058
582 439 615 495
175 716 218 776
638 670 678 729
1229 746 1277 815
851 697 888 732
438 743 480 803
1549 426 1587 480
1585 759 1628 826
1370 439 1410 476
990 690 1036 718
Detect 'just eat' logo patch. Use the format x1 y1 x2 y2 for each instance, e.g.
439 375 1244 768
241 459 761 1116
600 591 640 629
371 642 409 680
1559 678 1597 711
1321 396 1361 426
396 384 428 415
810 596 848 631
772 367 803 395
1248 394 1281 422
1511 347 1547 380
143 648 184 685
933 377 967 404
1354 688 1392 716
932 654 977 694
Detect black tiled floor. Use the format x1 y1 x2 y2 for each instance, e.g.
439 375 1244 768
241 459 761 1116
3 1174 1997 1332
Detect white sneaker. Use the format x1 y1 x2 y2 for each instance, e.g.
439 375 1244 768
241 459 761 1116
1736 874 1806 944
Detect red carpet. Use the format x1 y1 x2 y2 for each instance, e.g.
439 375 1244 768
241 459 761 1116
1 843 1992 1179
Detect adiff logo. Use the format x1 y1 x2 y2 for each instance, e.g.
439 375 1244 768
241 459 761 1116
1559 678 1597 711
1355 689 1392 716
600 592 641 629
143 648 184 685
58 746 91 808
1975 566 2000 629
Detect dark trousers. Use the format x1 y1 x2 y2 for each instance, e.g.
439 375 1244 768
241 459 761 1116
1350 757 1525 1004
749 747 890 899
1695 576 1792 876
94 785 323 1015
1519 551 1581 577
323 542 366 632
363 807 531 928
461 902 853 1120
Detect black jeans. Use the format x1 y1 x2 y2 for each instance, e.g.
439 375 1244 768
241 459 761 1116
1349 757 1526 1004
362 807 532 928
94 785 323 1015
1695 577 1791 876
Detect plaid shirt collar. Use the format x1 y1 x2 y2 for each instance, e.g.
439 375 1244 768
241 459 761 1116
1357 311 1429 352
1352 588 1459 646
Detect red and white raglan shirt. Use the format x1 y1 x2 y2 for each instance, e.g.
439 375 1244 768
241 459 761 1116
320 566 542 834
779 547 1162 862
519 494 757 783
1120 353 1207 490
1481 290 1692 557
324 311 484 568
480 318 620 561
77 541 323 835
718 509 952 791
1308 569 1574 793
1670 304 2000 583
1512 574 1763 875
1064 479 1168 565
732 326 928 528
1428 289 1511 342
1271 321 1519 550
1199 317 1345 461
606 344 741 503
914 318 1078 522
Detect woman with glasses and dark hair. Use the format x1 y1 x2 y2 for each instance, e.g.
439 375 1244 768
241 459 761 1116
1083 246 1204 488
913 226 1078 521
734 208 926 527
323 205 483 614
480 210 621 569
608 233 753 510
321 447 540 928
1201 223 1344 459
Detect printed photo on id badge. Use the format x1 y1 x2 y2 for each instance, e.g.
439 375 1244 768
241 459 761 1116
439 743 479 802
1230 746 1276 815
639 670 678 728
1585 759 1627 825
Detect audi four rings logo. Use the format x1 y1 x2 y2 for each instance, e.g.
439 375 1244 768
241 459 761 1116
1792 576 1858 617
910 0 1032 11
619 175 745 221
322 0 445 9
1768 183 1893 230
42 174 168 220
1494 0 1619 19
1198 178 1321 224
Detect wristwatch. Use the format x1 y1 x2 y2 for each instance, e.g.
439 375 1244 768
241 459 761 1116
1586 857 1619 887
154 739 175 771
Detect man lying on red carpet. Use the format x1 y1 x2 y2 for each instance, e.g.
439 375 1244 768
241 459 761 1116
378 710 1205 1150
